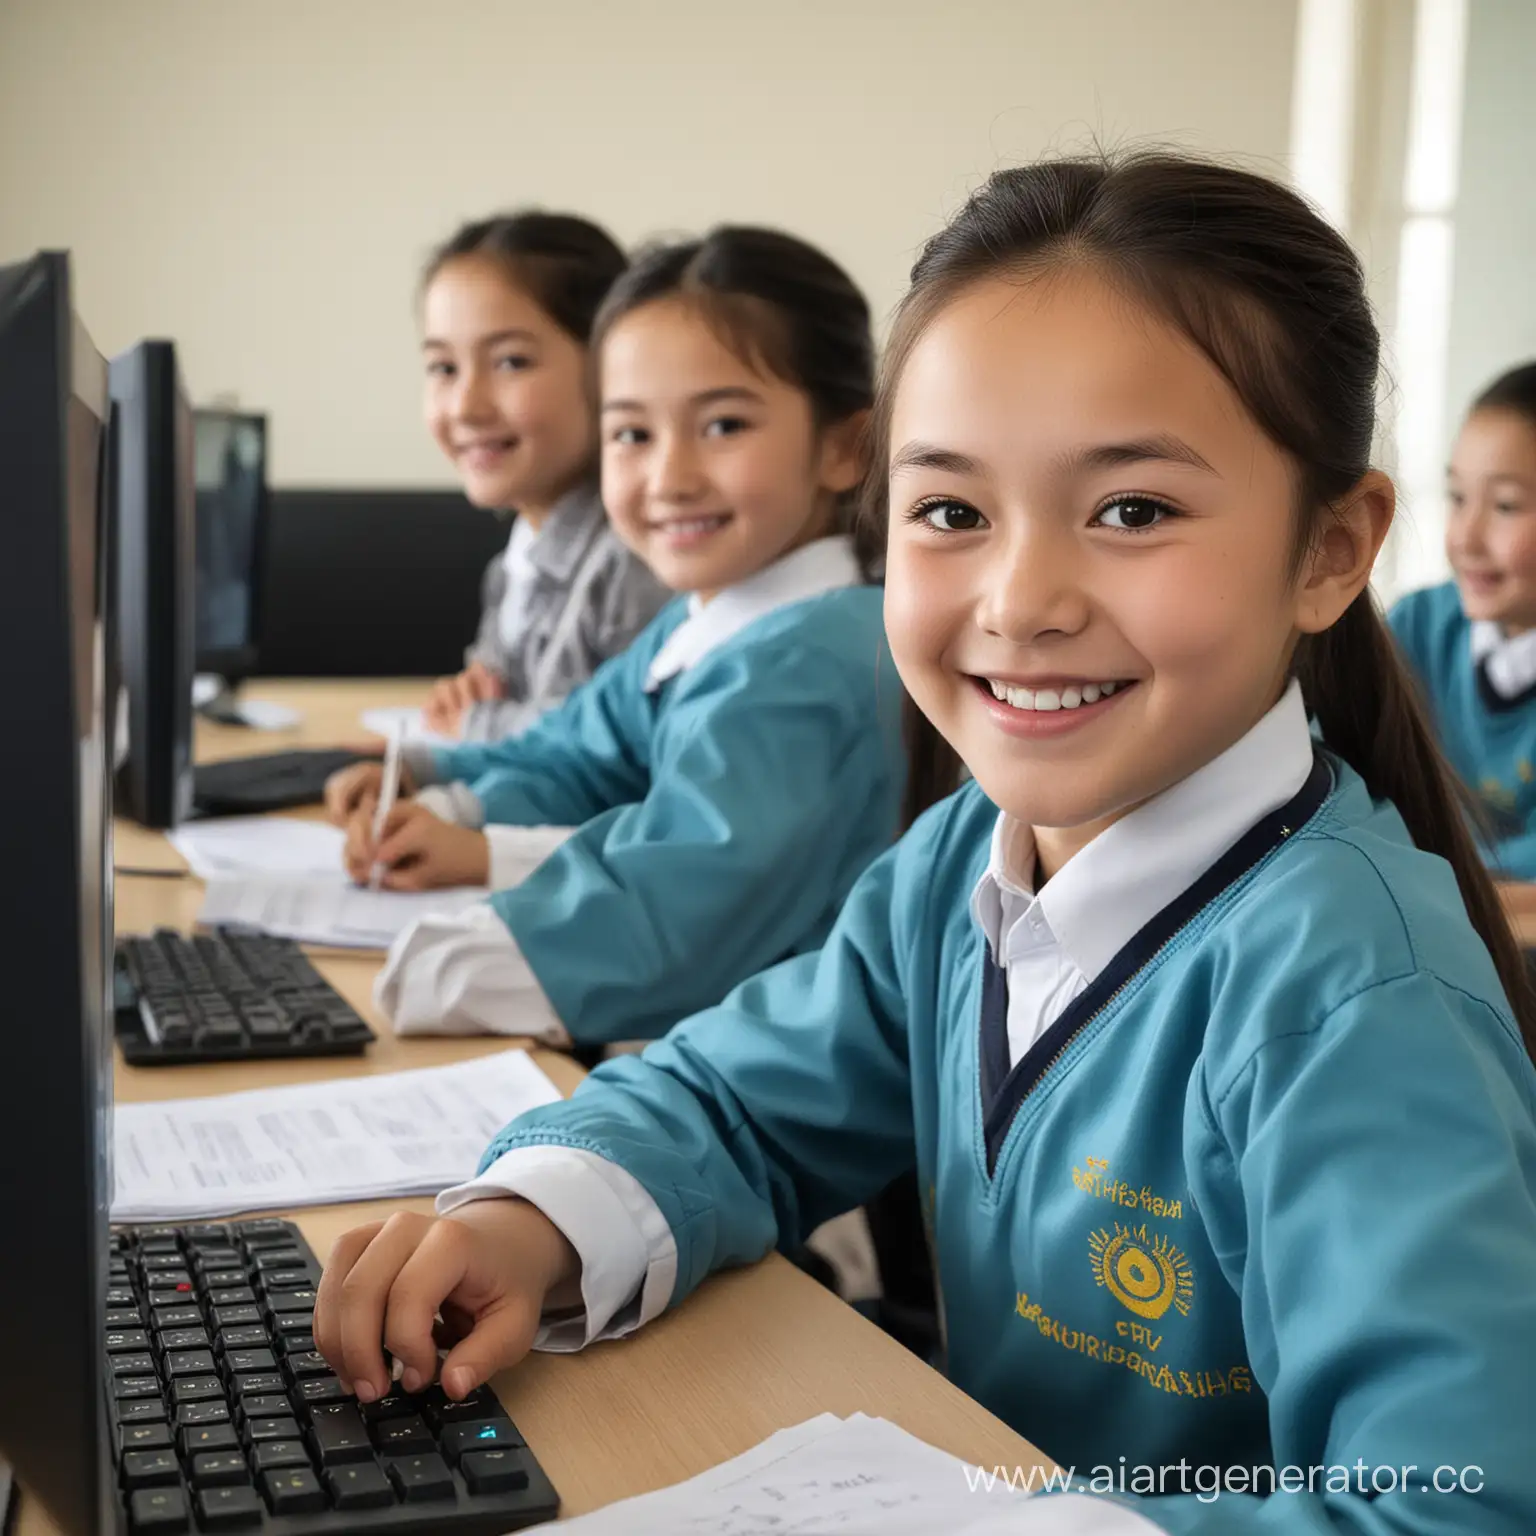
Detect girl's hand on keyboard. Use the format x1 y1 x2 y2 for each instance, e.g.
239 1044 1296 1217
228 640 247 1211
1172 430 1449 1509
314 1202 580 1405
344 801 491 889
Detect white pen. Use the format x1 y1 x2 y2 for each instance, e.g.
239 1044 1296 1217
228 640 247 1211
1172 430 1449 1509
368 722 406 892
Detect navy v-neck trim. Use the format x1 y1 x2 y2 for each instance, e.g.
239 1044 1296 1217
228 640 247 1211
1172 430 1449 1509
1475 658 1536 715
977 750 1334 1175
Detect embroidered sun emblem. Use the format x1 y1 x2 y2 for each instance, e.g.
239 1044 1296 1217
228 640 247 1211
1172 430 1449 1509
1090 1223 1194 1321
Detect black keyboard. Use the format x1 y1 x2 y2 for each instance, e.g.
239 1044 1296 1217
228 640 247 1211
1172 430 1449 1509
194 751 368 817
115 929 376 1066
108 1219 560 1532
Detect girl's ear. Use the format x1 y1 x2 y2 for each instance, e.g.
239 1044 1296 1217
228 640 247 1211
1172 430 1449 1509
1294 469 1395 634
816 409 872 496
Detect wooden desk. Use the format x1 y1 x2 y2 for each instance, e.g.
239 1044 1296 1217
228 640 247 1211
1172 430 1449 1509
18 679 1047 1532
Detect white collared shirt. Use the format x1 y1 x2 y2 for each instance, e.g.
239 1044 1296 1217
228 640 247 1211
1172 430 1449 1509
379 532 865 1040
494 516 541 649
643 535 864 692
971 679 1315 1066
1470 620 1536 701
434 678 1318 1394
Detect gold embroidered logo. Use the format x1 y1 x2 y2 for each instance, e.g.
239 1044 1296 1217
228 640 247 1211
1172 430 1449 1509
1090 1223 1194 1321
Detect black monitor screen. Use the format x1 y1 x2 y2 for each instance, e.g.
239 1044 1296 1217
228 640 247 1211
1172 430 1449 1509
0 251 115 1535
194 409 266 678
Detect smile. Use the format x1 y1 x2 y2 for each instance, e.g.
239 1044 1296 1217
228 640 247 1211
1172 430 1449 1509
648 513 733 545
983 677 1129 712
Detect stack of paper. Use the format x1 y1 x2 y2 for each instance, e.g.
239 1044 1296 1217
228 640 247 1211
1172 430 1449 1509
111 1050 561 1222
170 817 347 880
198 875 488 949
536 1413 1068 1535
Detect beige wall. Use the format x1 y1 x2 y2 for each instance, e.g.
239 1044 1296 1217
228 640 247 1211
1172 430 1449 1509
0 0 1298 486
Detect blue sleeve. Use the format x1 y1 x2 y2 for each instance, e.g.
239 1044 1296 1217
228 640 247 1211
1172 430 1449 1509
487 640 903 1041
478 834 922 1295
426 636 657 826
1147 972 1536 1534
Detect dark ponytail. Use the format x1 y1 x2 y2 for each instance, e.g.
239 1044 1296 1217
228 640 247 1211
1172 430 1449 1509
865 150 1536 1054
422 211 626 344
593 227 880 578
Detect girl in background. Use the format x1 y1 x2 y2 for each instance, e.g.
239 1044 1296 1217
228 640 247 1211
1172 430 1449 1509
326 227 903 1049
1391 363 1536 906
416 212 666 740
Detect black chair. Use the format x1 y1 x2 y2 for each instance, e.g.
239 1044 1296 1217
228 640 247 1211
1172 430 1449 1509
256 488 509 677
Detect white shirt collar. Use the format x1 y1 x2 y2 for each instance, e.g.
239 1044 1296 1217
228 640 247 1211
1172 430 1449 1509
643 535 863 691
969 678 1315 982
1470 620 1536 700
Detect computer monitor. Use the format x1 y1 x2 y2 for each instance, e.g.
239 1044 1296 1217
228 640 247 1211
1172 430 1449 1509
0 252 116 1533
194 408 268 687
111 340 196 829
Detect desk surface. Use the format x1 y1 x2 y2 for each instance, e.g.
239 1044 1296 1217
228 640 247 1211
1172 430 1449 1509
19 679 1044 1534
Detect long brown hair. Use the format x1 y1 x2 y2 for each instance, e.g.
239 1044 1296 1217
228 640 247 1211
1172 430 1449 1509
863 150 1536 1053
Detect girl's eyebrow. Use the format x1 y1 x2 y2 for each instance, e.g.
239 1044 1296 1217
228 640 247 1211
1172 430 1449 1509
1056 435 1216 476
889 441 984 477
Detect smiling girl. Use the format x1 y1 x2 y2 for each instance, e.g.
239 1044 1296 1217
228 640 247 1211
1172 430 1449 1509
318 154 1536 1535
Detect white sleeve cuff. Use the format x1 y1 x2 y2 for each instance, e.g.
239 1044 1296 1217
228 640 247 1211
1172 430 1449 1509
436 1144 678 1351
375 904 570 1044
483 824 579 893
413 783 486 829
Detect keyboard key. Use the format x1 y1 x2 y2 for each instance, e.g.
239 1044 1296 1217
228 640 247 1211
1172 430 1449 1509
190 1451 251 1488
252 1441 312 1474
186 1225 234 1247
296 1375 347 1410
272 1311 315 1336
372 1414 434 1456
232 1372 286 1398
213 1306 261 1328
386 1451 456 1503
325 1460 395 1510
195 1484 263 1529
113 1376 163 1401
260 1466 328 1515
236 1395 291 1423
356 1386 414 1423
105 1329 150 1353
141 1252 190 1272
266 1288 317 1316
136 1226 183 1243
120 1448 181 1490
217 1326 268 1353
171 1376 225 1405
461 1446 531 1495
202 1274 251 1295
107 1286 138 1308
129 1484 189 1531
244 1417 302 1447
119 1423 173 1455
277 1333 316 1356
284 1351 331 1380
418 1383 501 1430
179 1423 240 1458
252 1248 305 1272
175 1401 231 1429
146 1272 195 1294
152 1306 202 1330
166 1350 217 1377
224 1348 276 1375
106 1307 143 1328
116 1400 168 1426
237 1218 294 1241
310 1403 372 1465
112 1353 157 1378
194 1251 244 1273
156 1327 211 1354
441 1417 524 1464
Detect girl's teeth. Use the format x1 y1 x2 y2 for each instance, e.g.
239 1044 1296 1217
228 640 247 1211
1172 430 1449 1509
986 679 1122 712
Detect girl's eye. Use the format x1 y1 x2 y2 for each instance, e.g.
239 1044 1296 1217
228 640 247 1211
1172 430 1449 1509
1094 495 1175 532
911 498 985 533
1447 489 1465 509
704 415 749 438
1496 501 1526 516
609 425 648 447
426 360 455 379
495 355 533 372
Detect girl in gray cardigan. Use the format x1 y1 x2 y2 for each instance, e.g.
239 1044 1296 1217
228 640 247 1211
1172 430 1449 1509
418 212 667 740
